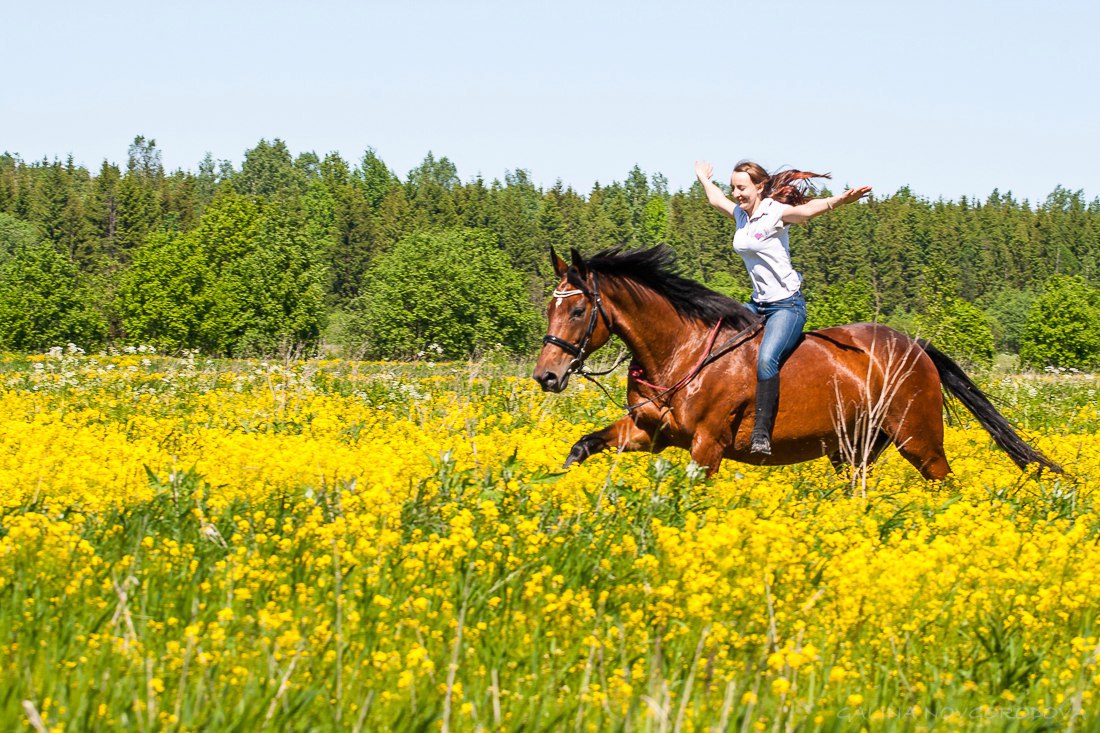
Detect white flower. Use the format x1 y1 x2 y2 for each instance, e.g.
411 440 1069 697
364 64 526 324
201 523 228 547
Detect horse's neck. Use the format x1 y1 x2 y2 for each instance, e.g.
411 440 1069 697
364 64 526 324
606 288 708 380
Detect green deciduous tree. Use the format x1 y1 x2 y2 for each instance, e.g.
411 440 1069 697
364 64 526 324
114 230 211 350
0 238 106 350
0 213 39 266
117 193 329 355
1020 275 1100 369
980 287 1035 353
919 296 995 366
913 265 994 365
348 229 539 359
806 280 877 331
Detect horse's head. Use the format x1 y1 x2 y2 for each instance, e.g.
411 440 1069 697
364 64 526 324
532 248 614 393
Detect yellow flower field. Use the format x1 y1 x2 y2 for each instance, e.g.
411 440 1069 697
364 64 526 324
1 349 1098 731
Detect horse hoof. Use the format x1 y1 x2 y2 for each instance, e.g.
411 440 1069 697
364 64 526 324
564 437 599 467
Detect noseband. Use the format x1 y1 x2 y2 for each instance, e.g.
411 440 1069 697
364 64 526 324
542 272 613 376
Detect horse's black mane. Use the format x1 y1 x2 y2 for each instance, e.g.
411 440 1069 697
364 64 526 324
574 245 760 331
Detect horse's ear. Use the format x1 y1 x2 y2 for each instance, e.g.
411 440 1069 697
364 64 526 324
570 248 587 277
550 247 567 277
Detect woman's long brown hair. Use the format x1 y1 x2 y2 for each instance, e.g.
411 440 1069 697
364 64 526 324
734 161 831 206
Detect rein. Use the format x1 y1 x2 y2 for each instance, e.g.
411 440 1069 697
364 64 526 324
619 317 763 412
629 317 725 392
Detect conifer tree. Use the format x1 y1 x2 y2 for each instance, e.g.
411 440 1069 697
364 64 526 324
318 153 378 305
489 169 541 278
356 148 399 211
234 139 306 199
406 152 460 229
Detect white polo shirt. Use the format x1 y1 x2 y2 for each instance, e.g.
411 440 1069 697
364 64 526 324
732 197 801 303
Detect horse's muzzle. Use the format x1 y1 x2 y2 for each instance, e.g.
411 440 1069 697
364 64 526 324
533 368 569 393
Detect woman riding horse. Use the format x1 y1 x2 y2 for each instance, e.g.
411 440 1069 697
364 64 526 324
534 245 1060 480
694 160 871 454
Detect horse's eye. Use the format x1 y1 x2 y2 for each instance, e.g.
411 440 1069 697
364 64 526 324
570 306 586 319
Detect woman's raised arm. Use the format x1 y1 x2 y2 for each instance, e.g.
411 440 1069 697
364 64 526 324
694 160 738 219
782 186 872 225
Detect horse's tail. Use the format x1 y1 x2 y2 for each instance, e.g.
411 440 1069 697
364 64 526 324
919 340 1062 474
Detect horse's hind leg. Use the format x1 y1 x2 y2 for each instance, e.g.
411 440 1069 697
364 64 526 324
892 424 951 480
896 442 951 480
867 429 892 466
879 363 952 480
829 429 892 474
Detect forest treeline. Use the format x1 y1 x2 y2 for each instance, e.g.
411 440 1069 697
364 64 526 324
1 137 1098 366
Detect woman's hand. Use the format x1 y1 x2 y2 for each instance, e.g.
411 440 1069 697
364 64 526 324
694 160 715 181
834 186 873 207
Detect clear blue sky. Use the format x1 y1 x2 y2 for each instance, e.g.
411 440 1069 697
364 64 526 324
3 0 1097 204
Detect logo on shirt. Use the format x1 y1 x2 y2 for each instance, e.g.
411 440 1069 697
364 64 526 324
754 232 764 240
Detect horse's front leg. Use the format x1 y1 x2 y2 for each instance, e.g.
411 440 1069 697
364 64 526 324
690 431 727 479
564 416 660 468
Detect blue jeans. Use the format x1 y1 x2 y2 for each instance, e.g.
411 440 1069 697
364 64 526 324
744 292 806 381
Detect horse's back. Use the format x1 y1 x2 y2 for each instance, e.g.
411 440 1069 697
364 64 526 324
804 322 916 354
779 321 940 420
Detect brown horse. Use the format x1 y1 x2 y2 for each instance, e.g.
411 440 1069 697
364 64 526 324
532 246 1061 479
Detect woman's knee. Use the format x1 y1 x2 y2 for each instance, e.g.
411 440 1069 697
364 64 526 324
756 346 783 380
757 362 780 381
757 314 803 379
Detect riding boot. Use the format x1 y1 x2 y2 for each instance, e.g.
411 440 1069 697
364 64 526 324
750 376 780 455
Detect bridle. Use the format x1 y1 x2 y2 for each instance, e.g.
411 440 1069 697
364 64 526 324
542 271 615 377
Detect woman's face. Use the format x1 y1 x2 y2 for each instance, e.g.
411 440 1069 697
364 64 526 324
730 171 765 210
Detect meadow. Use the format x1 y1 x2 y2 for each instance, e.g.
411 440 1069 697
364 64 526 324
1 347 1098 731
